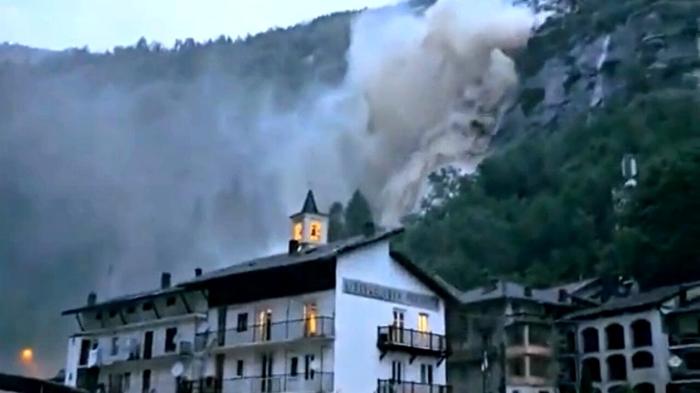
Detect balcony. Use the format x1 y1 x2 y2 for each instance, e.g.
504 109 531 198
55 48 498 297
669 333 700 348
199 373 334 393
669 347 700 381
377 380 451 393
377 326 449 359
199 316 334 350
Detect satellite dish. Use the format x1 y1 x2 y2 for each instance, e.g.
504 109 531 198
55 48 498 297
668 355 683 368
171 361 185 377
196 322 210 334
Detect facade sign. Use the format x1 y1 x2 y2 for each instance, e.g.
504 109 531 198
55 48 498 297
342 278 439 311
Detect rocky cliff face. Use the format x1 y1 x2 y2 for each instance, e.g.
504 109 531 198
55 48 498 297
499 0 700 143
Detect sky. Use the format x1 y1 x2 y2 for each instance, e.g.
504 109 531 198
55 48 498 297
0 0 399 51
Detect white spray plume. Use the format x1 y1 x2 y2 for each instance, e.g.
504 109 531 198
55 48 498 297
327 0 535 223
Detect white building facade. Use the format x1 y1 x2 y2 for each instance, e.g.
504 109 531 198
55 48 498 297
62 191 453 393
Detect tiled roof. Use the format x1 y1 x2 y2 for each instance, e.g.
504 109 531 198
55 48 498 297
564 281 700 320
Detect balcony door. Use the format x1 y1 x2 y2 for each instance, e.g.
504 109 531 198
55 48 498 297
260 353 273 393
257 309 272 341
143 331 153 360
392 309 405 344
304 304 318 337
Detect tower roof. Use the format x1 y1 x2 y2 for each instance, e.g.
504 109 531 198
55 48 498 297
300 189 319 214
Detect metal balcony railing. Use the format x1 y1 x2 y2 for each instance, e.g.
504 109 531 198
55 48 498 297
195 373 334 393
197 316 334 349
377 326 448 356
669 333 700 347
377 380 451 393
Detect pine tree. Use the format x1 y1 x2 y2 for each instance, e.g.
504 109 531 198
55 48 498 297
344 190 374 237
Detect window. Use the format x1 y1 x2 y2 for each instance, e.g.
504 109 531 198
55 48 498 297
124 373 131 392
529 325 550 346
165 327 178 352
632 351 654 369
582 357 601 382
79 339 91 366
236 360 244 377
290 357 299 377
236 313 248 332
391 360 403 382
304 304 318 336
607 354 627 381
606 324 625 350
309 220 321 241
418 313 429 333
507 323 525 346
142 302 153 311
529 356 549 378
631 319 652 347
127 306 135 314
508 357 525 377
141 370 151 393
96 312 103 320
293 222 303 241
420 364 433 384
634 383 655 393
582 328 599 353
304 354 315 380
111 337 119 356
166 296 176 307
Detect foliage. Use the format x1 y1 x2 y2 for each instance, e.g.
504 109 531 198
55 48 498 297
397 91 700 290
344 190 375 237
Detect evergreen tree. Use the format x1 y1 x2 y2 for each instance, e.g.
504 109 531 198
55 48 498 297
328 202 346 241
344 190 374 237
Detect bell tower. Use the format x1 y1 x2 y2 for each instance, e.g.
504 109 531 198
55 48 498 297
290 190 328 248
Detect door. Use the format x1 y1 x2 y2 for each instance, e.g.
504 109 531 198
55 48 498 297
304 304 318 336
304 354 315 380
421 364 433 385
258 309 272 341
393 310 405 343
214 354 225 393
217 307 227 346
391 360 403 383
143 331 153 360
260 353 273 393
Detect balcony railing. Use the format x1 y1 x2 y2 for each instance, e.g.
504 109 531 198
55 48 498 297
377 326 448 357
197 316 334 350
377 380 451 393
197 373 334 393
669 333 700 347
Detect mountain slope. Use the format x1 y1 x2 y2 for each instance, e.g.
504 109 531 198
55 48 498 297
398 0 700 290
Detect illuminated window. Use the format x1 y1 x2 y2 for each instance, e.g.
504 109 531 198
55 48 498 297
293 222 303 241
418 313 429 333
304 304 318 336
309 220 322 241
258 309 272 341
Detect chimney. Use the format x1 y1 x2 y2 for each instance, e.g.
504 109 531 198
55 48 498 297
363 221 376 237
161 272 171 289
558 289 569 302
288 239 300 255
87 292 97 306
524 286 533 297
195 268 202 277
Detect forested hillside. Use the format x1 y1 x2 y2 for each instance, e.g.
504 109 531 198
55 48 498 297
396 0 700 290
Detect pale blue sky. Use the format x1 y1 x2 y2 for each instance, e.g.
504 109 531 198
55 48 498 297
0 0 398 51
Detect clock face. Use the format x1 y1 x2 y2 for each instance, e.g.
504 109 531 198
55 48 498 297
293 222 303 241
309 220 322 242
